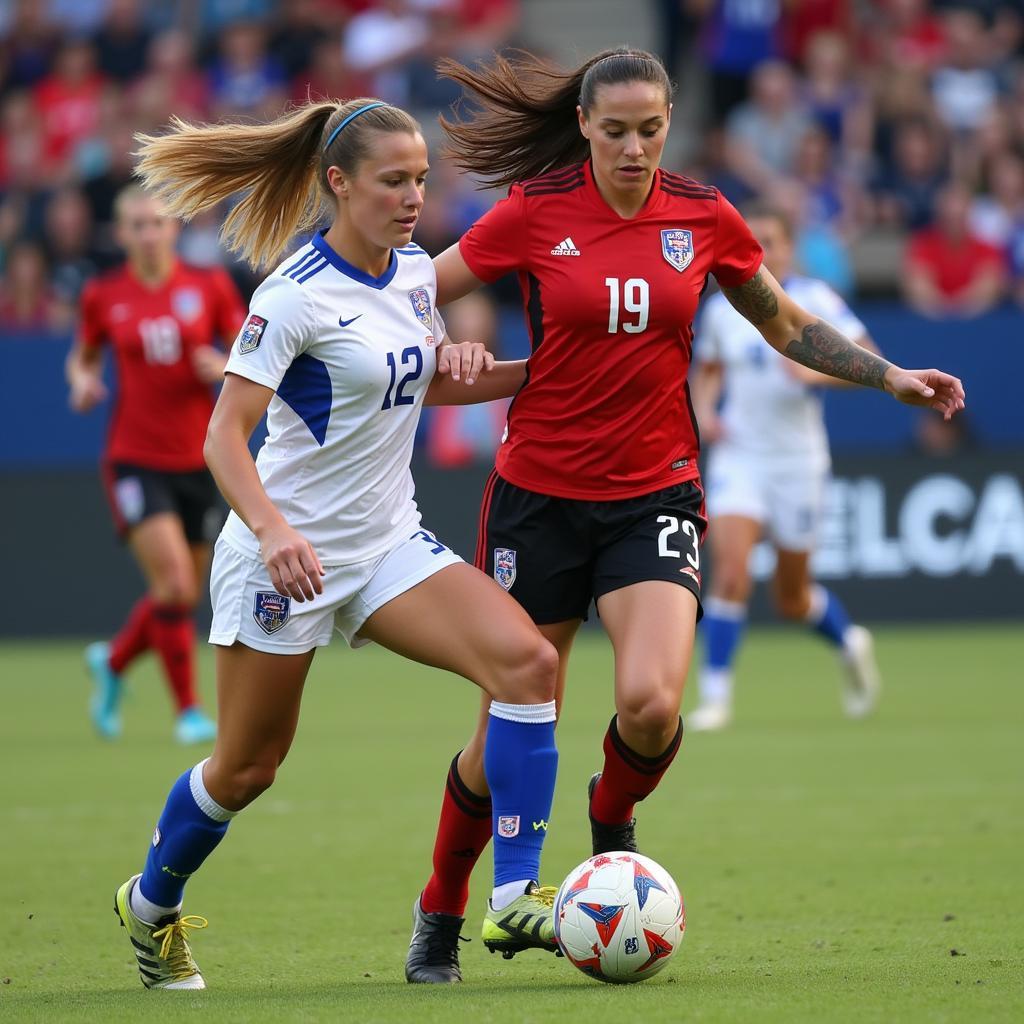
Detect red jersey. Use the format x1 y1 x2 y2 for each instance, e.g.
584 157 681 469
80 261 245 471
906 229 1006 300
460 161 762 500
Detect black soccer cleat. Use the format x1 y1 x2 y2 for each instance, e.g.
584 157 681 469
588 771 639 856
405 897 466 983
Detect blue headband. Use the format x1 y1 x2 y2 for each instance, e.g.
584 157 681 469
323 102 386 151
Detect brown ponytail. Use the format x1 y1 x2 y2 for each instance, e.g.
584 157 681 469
438 48 673 189
134 98 421 269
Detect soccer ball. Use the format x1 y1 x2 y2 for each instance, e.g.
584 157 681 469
554 852 684 984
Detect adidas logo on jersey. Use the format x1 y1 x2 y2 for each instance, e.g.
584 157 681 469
550 237 581 256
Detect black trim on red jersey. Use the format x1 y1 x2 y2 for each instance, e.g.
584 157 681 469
683 378 701 459
660 185 718 201
660 171 717 196
523 178 586 198
521 164 584 191
525 272 545 353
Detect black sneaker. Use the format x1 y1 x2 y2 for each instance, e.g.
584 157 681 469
405 897 466 983
587 772 639 856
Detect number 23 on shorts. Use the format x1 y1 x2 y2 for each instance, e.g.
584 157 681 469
656 515 700 568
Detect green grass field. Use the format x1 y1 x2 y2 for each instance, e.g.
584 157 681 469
2 625 1022 1023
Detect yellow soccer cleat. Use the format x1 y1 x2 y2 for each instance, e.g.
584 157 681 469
114 875 208 989
481 882 560 959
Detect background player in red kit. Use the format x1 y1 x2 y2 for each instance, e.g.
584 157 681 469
66 185 245 744
403 48 966 982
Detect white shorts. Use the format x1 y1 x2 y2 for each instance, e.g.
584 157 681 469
209 527 462 654
704 446 827 552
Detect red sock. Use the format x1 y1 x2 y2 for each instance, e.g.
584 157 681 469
589 715 683 826
108 596 155 674
420 753 492 917
150 603 198 713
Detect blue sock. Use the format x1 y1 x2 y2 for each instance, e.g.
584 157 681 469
138 760 235 912
806 585 853 648
703 597 747 671
484 700 558 887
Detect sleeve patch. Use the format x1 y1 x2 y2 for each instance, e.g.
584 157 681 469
238 314 268 354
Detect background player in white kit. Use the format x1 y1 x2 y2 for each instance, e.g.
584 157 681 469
107 98 561 990
688 203 882 731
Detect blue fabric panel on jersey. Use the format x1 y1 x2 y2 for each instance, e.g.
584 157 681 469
810 588 853 648
311 230 398 289
138 769 230 908
705 610 746 671
277 354 332 446
484 714 557 885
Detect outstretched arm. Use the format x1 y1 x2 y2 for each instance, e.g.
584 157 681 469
721 267 966 419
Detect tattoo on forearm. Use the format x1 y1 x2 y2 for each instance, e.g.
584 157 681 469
722 269 779 324
785 320 892 389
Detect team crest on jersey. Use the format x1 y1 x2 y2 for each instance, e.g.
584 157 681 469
661 229 694 272
494 547 517 590
171 287 203 323
253 591 290 634
238 314 268 354
498 815 520 838
408 288 432 329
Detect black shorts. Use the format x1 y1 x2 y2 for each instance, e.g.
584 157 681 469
475 472 707 624
102 462 224 543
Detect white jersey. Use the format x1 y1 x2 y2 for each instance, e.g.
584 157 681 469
694 275 867 470
220 232 444 566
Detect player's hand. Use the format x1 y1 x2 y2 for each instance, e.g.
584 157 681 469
436 341 495 385
192 345 229 385
257 523 325 603
69 373 108 412
882 366 966 421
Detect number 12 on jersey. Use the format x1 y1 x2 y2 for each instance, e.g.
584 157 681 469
605 277 649 334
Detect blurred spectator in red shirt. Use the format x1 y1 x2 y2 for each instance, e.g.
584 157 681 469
904 182 1007 317
32 39 107 172
874 0 948 73
0 239 64 331
132 29 211 125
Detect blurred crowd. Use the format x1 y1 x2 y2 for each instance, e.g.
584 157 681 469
0 0 1016 463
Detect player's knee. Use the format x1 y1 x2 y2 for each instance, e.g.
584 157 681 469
491 634 558 705
153 571 199 607
713 563 750 603
618 686 681 742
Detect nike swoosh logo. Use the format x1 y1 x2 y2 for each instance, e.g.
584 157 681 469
338 314 363 327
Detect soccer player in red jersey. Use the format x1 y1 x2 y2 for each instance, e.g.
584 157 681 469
404 48 966 980
66 185 246 744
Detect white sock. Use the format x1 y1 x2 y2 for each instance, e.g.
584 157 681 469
700 667 733 706
130 879 181 925
490 879 531 911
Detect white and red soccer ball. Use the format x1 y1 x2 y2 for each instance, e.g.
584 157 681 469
554 853 684 984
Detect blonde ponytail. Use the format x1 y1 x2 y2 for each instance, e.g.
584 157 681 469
134 99 421 270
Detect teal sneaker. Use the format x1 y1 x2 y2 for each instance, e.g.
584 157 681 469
85 641 122 739
175 707 217 745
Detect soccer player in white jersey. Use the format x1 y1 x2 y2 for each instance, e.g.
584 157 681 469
688 203 882 731
107 98 562 990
